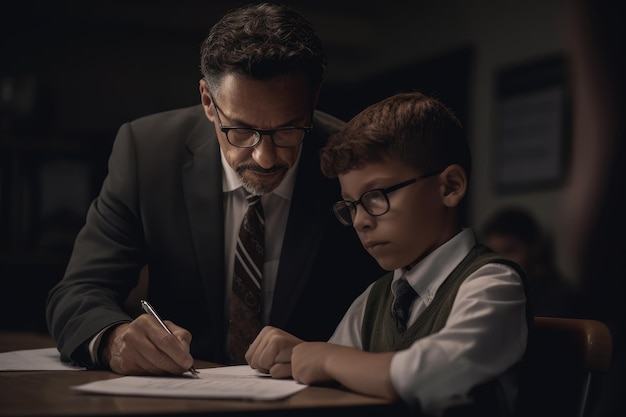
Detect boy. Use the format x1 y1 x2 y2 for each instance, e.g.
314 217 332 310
246 92 531 416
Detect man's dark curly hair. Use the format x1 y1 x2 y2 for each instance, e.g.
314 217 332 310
200 2 327 95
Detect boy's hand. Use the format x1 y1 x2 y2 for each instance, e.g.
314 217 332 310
246 325 303 378
291 343 398 400
290 342 337 384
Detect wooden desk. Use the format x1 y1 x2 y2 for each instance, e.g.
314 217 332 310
0 332 409 417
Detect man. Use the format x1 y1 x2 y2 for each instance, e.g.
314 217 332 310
46 2 381 375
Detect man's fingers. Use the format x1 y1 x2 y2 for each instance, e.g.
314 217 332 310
106 315 193 375
166 320 193 345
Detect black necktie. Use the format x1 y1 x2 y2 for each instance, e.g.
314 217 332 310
391 278 418 332
228 193 264 364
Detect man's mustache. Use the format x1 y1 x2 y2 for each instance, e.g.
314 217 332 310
237 164 287 174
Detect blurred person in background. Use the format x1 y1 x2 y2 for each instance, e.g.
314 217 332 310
480 206 576 317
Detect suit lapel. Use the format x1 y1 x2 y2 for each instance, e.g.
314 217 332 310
181 110 226 335
269 129 336 326
180 108 344 332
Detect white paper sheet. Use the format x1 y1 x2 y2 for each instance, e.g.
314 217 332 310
0 347 85 371
73 365 307 401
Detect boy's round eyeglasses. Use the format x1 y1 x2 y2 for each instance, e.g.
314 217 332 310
332 169 444 226
210 93 312 148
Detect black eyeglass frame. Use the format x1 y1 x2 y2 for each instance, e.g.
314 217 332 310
332 169 444 226
210 93 313 148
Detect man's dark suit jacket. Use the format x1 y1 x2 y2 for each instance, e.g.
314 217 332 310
46 104 383 366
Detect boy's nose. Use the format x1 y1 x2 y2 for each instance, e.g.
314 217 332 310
352 206 375 231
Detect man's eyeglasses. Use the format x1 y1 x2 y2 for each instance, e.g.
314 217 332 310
210 93 312 148
332 169 444 226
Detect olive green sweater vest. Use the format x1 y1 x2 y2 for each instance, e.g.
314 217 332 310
361 244 528 351
360 244 532 416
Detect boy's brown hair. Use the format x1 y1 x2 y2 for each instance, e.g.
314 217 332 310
320 92 470 179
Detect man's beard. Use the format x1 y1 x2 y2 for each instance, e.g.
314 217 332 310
238 165 288 195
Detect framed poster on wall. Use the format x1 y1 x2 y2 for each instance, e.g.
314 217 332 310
493 55 570 193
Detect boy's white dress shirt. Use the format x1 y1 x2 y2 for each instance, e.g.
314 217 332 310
329 228 528 415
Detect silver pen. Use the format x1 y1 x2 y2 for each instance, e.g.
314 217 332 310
140 299 199 378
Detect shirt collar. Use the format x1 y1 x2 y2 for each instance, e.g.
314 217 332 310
392 228 476 304
220 144 302 200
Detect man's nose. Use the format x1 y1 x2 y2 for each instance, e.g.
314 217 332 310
251 135 278 169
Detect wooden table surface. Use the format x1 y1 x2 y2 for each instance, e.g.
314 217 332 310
0 331 410 417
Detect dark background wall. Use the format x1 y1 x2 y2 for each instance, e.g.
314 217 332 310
0 0 564 332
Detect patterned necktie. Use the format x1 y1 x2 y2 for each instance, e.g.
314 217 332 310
229 193 264 364
391 278 418 332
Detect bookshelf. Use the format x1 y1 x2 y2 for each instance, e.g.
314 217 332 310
0 130 111 332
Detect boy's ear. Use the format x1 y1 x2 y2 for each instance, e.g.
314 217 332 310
439 164 467 208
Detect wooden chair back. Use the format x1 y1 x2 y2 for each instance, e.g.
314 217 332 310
515 316 612 417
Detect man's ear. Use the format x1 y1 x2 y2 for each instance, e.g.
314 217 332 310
312 86 320 109
439 164 467 208
199 79 214 121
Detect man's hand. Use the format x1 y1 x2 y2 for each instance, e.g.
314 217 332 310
100 314 194 375
246 326 303 378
